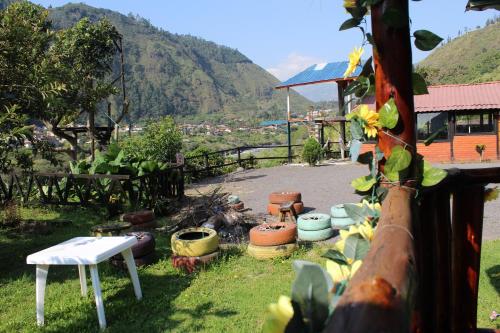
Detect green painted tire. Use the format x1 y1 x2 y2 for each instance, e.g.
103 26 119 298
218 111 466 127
297 213 331 231
330 204 349 218
298 227 334 242
331 217 356 229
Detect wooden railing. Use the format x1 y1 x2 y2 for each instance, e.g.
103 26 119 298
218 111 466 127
184 142 345 180
326 167 500 333
0 165 184 208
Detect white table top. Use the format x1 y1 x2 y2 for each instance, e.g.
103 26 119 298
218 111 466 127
26 236 138 265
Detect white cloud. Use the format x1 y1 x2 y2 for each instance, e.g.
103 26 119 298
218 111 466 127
266 52 326 81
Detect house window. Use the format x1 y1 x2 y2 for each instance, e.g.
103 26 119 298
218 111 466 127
417 112 449 141
455 112 494 134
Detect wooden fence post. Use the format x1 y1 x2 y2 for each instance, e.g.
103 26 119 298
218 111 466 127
237 147 242 167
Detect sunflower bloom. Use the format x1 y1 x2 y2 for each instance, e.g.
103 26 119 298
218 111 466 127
343 47 364 78
262 295 294 333
358 105 380 138
343 0 357 8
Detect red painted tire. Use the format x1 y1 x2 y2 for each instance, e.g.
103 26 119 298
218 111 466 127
121 210 155 225
171 251 219 274
128 232 155 257
267 202 304 216
131 220 158 231
249 222 297 246
230 201 244 210
268 191 302 204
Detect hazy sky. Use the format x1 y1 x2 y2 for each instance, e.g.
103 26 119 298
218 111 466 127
35 0 496 82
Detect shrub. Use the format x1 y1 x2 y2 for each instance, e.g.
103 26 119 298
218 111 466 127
184 146 226 181
122 116 182 163
302 137 323 166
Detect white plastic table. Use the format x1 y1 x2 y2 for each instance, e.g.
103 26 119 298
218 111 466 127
26 236 143 330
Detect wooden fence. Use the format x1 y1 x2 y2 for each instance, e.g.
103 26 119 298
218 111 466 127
184 142 344 179
0 165 184 208
326 167 500 333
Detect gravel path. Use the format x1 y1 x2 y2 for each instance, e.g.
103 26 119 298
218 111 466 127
187 161 500 240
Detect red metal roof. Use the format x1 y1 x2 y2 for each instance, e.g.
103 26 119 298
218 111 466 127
361 81 500 113
415 81 500 112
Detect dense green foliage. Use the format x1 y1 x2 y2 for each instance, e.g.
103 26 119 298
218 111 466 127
121 116 182 163
47 3 311 124
417 20 500 84
302 137 323 166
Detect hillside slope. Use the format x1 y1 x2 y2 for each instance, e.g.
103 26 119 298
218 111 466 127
43 3 311 124
417 21 500 85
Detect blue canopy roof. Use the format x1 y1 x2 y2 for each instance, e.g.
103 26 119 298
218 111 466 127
259 120 288 127
275 61 362 89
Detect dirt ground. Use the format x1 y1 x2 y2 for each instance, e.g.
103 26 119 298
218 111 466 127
187 161 500 241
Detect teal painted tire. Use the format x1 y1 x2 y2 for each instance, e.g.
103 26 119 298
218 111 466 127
330 204 349 218
297 213 331 231
298 227 334 242
331 217 356 230
227 195 240 204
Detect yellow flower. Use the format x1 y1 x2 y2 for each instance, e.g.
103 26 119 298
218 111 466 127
361 199 381 212
358 221 374 241
485 187 499 202
343 47 364 78
326 260 363 284
358 105 380 138
343 0 357 8
262 296 294 333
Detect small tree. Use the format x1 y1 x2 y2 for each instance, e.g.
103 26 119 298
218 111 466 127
121 116 182 163
302 137 322 166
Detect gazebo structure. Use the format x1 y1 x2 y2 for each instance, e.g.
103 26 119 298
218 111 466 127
275 61 362 161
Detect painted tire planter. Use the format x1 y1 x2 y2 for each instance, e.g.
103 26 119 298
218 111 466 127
268 192 302 204
249 222 297 246
330 204 349 218
230 201 245 211
121 210 155 225
247 242 297 260
331 217 356 229
91 223 132 237
227 195 240 204
171 227 219 257
267 202 304 216
298 227 334 242
297 213 331 231
111 251 156 268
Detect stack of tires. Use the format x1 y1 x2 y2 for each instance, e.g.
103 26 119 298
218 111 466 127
247 222 297 259
297 213 333 241
171 227 219 272
330 204 356 230
111 232 156 267
267 191 304 215
227 195 244 211
121 210 157 231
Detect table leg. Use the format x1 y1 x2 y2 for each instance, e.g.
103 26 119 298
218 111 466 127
78 265 87 296
121 248 143 300
89 264 106 330
36 264 49 326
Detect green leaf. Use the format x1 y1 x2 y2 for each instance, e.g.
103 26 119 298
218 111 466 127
291 261 333 332
343 234 370 261
322 249 349 266
351 175 377 192
366 33 375 46
422 161 447 187
344 80 362 96
344 203 367 223
350 139 362 162
414 30 443 51
378 98 399 129
357 151 373 165
382 7 407 28
346 6 368 20
350 120 364 140
359 56 373 77
385 146 412 174
339 18 362 31
412 72 428 95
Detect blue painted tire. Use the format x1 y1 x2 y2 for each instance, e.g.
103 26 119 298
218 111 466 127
297 213 331 231
331 204 351 218
331 217 356 230
298 227 334 242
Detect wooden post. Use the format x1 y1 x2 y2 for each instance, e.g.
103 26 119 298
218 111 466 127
88 108 96 161
371 0 416 171
451 185 485 333
237 147 242 167
287 87 292 163
337 81 347 159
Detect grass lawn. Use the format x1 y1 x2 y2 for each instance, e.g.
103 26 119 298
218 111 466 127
0 206 498 332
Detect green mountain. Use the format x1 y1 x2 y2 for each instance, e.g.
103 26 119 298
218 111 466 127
417 20 500 85
41 3 311 124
